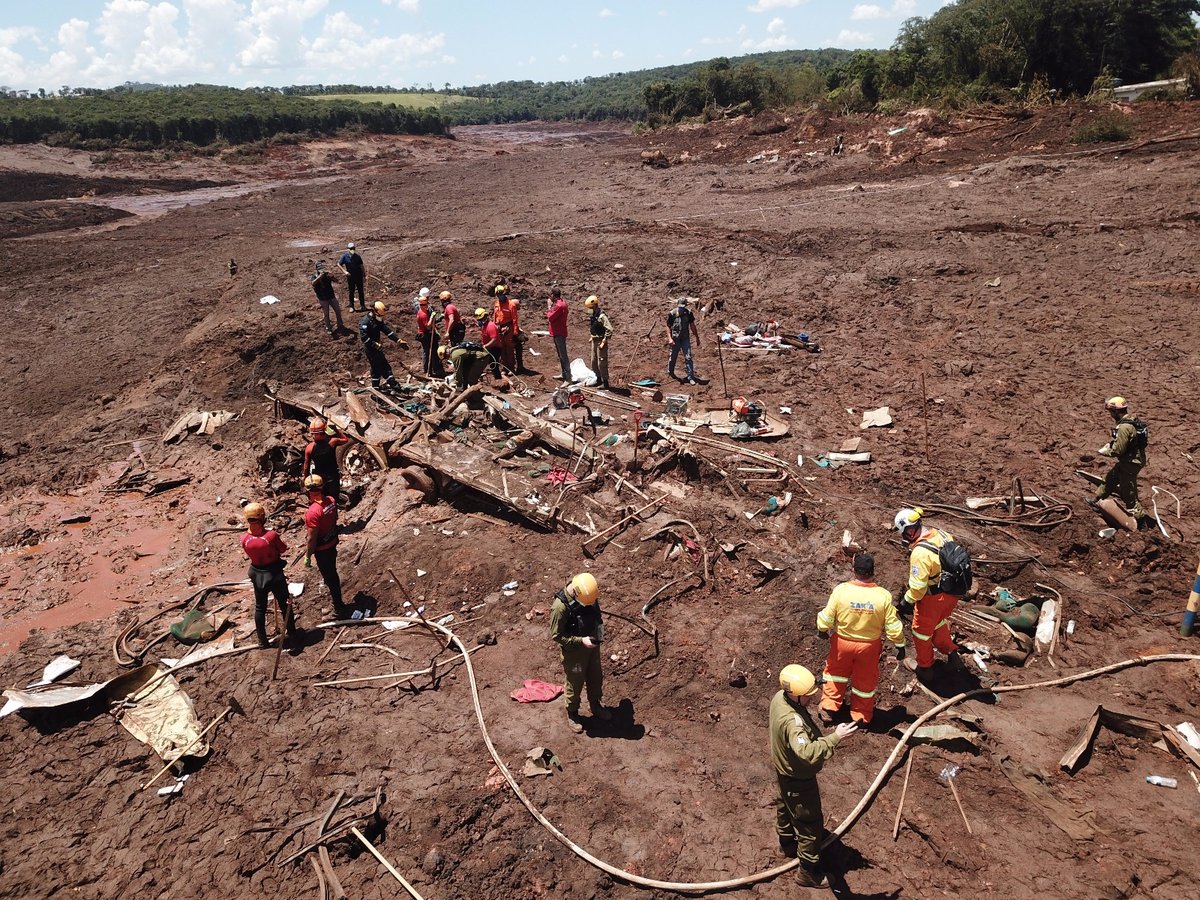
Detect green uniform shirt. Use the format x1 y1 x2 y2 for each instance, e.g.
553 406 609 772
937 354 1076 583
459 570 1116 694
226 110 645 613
768 690 841 781
549 595 601 650
1109 417 1147 466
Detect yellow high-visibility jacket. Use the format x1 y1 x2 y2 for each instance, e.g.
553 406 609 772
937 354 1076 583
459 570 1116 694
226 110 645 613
904 527 954 605
817 579 905 645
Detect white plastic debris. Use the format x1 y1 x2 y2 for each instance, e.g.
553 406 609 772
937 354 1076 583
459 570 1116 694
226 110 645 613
416 569 427 577
288 582 304 597
1066 620 1076 635
1176 722 1200 750
779 406 792 415
259 295 281 305
157 774 190 797
502 581 519 591
34 655 81 686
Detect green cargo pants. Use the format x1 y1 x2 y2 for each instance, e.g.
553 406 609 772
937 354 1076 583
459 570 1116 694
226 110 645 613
561 645 602 715
1096 458 1144 518
775 775 824 866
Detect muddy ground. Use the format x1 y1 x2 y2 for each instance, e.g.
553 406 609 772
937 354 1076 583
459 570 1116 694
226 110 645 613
1 105 1199 899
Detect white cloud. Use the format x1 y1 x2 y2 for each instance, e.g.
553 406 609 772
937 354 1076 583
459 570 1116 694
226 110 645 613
747 0 806 12
700 36 731 46
383 0 420 10
303 10 444 74
742 33 792 51
592 48 601 58
599 7 614 16
611 49 623 59
557 53 568 63
767 17 785 33
837 29 873 45
851 0 915 20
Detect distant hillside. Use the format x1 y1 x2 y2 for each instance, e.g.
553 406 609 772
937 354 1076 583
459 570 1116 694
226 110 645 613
294 49 855 124
0 85 447 149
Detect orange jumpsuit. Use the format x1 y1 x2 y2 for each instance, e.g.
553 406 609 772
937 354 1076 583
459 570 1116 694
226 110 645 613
492 297 518 370
905 527 960 669
817 579 905 723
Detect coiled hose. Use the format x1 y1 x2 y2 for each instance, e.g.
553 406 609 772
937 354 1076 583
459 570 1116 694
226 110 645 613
314 613 1200 894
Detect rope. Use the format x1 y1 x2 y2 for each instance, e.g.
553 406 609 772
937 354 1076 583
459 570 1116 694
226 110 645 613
313 614 1200 894
908 500 1073 530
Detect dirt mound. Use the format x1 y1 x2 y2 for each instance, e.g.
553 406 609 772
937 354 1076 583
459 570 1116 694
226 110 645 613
2 109 1199 898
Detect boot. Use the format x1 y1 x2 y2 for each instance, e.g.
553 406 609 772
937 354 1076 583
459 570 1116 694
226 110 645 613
256 628 271 650
567 710 584 734
795 863 828 888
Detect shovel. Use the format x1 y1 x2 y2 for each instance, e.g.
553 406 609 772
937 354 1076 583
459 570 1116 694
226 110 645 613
142 697 245 790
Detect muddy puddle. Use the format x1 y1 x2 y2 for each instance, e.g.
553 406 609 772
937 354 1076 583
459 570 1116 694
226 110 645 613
76 175 346 217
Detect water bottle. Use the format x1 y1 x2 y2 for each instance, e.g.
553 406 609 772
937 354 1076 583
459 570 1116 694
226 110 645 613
1145 775 1177 789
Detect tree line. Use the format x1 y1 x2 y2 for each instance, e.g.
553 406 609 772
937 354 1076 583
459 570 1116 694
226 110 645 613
0 85 447 150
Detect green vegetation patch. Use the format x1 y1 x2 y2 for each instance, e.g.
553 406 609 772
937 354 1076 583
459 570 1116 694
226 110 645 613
307 92 475 109
0 85 447 150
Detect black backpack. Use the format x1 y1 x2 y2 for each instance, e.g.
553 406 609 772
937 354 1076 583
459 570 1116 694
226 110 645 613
918 537 973 596
1129 417 1149 452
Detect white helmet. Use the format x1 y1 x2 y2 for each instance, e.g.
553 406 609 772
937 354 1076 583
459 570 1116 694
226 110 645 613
894 507 924 535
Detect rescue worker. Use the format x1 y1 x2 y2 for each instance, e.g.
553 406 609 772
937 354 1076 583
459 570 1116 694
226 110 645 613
476 307 503 377
511 294 531 374
442 344 491 391
549 572 610 733
309 262 347 335
303 474 347 619
769 664 857 887
896 507 963 676
440 291 465 346
546 286 571 384
1094 396 1147 519
303 418 350 504
816 553 905 725
416 294 445 377
585 294 612 388
337 242 367 311
666 297 701 385
239 502 301 650
360 301 404 389
492 284 518 372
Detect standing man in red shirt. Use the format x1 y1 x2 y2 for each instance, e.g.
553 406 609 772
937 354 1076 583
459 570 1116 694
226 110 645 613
303 474 347 620
476 307 502 378
240 502 301 649
440 291 465 346
303 418 350 505
546 286 571 384
416 294 445 377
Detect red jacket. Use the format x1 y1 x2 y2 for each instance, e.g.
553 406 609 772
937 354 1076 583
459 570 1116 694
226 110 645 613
416 307 434 336
242 530 287 567
305 497 339 551
547 298 569 337
480 320 500 348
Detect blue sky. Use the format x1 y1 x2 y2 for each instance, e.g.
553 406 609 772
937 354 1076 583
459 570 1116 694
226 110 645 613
0 1 953 92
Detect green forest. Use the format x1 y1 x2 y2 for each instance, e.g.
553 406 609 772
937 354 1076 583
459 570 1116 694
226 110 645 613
0 0 1196 149
0 85 447 150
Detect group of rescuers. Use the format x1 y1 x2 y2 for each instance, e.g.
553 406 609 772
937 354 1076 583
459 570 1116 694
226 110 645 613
309 244 705 392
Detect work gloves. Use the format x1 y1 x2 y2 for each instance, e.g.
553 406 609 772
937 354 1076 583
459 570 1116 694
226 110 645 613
897 599 915 620
1098 444 1113 457
894 645 907 661
817 629 830 640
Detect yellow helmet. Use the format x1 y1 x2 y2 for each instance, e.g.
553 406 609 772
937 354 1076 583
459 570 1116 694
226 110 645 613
437 345 449 360
439 290 453 301
474 307 488 319
584 294 599 308
243 502 266 522
779 664 818 699
1105 396 1128 411
569 572 599 606
373 301 387 316
495 284 508 295
304 474 325 492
